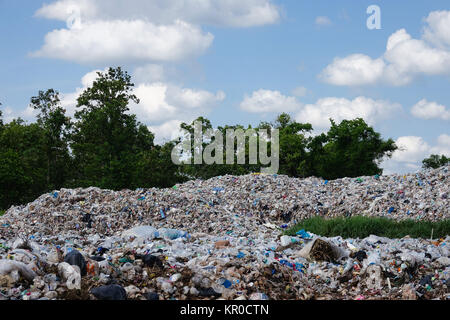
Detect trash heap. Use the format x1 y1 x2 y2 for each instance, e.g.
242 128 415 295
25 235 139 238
0 166 448 300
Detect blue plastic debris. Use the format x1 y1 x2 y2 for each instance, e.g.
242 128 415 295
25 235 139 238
296 229 312 239
159 228 189 240
219 278 232 288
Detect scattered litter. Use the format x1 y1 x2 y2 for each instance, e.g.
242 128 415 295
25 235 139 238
0 166 448 300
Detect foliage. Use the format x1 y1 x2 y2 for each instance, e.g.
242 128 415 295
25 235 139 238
70 67 154 190
301 118 397 179
0 68 400 211
422 154 449 169
30 89 72 189
285 216 450 239
272 113 312 177
0 120 48 209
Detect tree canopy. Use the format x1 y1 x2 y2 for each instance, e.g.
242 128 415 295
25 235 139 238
422 154 449 169
0 67 402 210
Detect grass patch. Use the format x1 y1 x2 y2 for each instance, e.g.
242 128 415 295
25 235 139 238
285 216 450 239
0 210 4 216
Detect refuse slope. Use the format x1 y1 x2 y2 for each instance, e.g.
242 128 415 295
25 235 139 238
0 166 448 300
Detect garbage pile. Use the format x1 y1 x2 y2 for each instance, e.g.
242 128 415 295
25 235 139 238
0 166 448 300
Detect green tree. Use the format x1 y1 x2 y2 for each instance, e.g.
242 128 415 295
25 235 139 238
30 89 72 189
305 118 397 179
0 101 3 128
422 154 449 169
135 141 187 188
71 67 155 190
0 120 47 209
271 113 312 177
177 117 261 179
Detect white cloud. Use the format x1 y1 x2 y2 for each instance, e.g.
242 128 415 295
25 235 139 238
55 70 225 142
320 54 386 86
315 16 332 26
294 96 401 130
33 0 280 64
321 11 450 86
148 120 184 145
384 29 450 84
59 69 105 117
437 133 450 146
35 0 280 28
430 134 450 155
239 91 401 130
411 99 450 120
2 69 103 124
382 134 450 174
32 19 214 64
423 10 450 48
240 89 302 113
1 106 38 123
391 136 430 163
131 82 225 123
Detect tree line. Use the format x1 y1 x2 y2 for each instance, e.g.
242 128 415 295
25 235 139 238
0 66 440 211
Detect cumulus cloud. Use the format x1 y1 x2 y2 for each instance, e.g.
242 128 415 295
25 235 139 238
59 69 105 117
133 84 224 143
240 89 302 113
423 10 450 48
320 11 450 86
430 134 450 155
294 96 401 130
1 69 103 124
148 120 184 145
54 70 225 142
35 0 280 28
384 29 450 84
132 82 225 123
411 99 450 120
1 105 37 123
382 134 450 174
320 54 386 86
239 91 401 132
32 19 214 64
33 0 280 64
391 136 430 163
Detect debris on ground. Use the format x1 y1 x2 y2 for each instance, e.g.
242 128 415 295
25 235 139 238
0 166 448 300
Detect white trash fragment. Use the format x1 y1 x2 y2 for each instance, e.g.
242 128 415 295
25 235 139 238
58 262 81 290
0 260 37 281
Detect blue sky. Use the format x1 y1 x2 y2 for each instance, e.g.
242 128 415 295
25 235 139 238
1 0 449 174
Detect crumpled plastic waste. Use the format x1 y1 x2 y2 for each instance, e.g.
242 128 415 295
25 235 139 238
91 284 127 300
0 166 448 300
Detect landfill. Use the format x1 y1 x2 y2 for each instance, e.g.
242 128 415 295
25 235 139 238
0 166 448 300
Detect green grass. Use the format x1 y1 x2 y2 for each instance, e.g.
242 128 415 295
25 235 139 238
0 210 4 216
285 216 450 239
